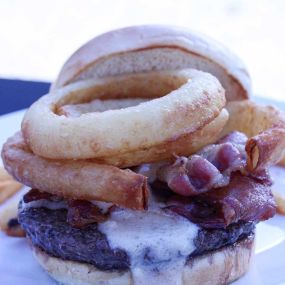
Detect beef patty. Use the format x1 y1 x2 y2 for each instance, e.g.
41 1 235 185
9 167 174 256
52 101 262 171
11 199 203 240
18 205 255 271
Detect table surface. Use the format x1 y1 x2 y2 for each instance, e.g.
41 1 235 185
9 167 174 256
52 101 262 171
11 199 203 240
1 0 285 102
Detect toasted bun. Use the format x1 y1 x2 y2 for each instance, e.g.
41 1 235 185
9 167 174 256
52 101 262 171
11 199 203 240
33 235 254 285
52 25 251 101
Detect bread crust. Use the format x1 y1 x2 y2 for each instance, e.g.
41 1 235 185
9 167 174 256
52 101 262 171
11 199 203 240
52 25 251 101
33 234 255 285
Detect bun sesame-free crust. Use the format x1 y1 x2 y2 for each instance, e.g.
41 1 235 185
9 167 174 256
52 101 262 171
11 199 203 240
52 25 251 101
33 234 254 285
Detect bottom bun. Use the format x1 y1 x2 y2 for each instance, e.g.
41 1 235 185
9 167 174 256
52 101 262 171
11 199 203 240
33 234 254 285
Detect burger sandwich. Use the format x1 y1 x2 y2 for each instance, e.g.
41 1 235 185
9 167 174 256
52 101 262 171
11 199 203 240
2 25 285 285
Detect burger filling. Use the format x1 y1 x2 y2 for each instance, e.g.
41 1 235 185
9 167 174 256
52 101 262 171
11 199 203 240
18 131 276 284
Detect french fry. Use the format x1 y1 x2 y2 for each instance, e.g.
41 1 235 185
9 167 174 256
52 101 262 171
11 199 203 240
273 191 285 215
0 167 10 180
0 197 25 237
0 167 22 204
0 167 24 236
278 156 285 166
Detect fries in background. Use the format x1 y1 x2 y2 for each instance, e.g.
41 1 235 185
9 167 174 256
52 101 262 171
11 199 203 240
0 196 25 237
273 191 285 215
0 167 22 204
0 167 24 236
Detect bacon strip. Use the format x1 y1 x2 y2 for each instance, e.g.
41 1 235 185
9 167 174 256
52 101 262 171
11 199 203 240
246 127 285 171
166 172 276 228
157 132 247 196
2 133 148 210
23 188 59 203
23 189 110 228
67 200 109 228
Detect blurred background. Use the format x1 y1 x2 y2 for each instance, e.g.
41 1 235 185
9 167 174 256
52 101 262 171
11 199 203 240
0 0 285 114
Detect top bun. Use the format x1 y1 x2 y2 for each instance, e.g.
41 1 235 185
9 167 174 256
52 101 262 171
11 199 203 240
52 25 251 101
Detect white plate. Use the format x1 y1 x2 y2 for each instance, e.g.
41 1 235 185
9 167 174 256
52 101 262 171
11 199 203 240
0 109 285 285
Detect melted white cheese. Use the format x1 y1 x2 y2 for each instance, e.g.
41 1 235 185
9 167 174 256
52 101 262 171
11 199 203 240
23 199 67 210
91 200 113 213
99 207 198 285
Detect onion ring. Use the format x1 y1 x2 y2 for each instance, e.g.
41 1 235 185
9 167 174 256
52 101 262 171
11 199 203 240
59 98 228 166
98 109 228 166
22 69 226 167
221 100 285 169
1 133 148 210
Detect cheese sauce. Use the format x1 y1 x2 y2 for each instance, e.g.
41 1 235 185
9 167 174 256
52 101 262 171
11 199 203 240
99 206 198 285
22 199 67 210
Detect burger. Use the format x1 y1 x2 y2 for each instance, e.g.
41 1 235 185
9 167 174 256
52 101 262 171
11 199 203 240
2 25 284 285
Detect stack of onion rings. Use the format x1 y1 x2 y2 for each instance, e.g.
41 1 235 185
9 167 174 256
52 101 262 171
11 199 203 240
22 69 227 166
3 68 285 209
3 68 285 210
2 69 229 209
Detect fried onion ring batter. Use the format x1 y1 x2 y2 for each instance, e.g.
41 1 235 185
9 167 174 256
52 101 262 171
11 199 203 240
22 69 226 167
1 133 148 210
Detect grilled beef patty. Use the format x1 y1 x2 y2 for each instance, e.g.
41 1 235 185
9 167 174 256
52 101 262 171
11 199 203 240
18 204 255 271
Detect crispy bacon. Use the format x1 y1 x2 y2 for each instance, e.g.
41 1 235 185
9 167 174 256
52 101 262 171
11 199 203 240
23 189 59 203
166 172 276 228
67 200 110 228
246 127 285 171
157 131 247 196
23 189 110 228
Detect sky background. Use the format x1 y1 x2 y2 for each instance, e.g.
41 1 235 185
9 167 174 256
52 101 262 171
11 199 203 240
1 0 285 100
